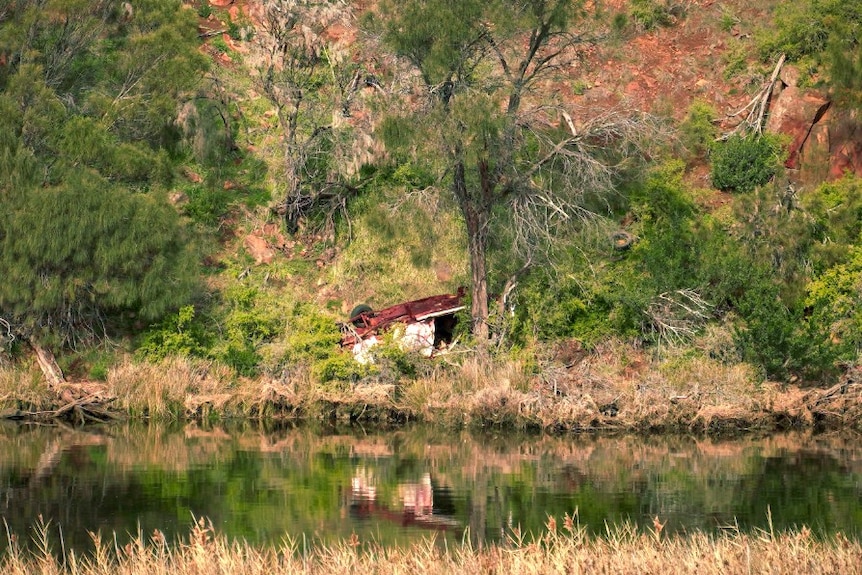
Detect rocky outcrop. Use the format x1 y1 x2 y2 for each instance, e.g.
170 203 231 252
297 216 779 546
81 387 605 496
765 85 830 169
765 65 862 184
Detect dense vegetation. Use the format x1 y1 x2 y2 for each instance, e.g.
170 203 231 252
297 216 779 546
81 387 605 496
1 0 861 417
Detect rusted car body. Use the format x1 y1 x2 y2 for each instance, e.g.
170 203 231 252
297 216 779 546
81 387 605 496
340 290 465 363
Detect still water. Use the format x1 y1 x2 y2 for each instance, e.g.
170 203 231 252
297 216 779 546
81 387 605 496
1 421 860 553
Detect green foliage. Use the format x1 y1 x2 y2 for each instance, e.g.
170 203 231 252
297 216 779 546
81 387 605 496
277 303 354 382
730 273 801 379
721 45 750 81
707 175 862 380
710 134 785 193
629 0 680 31
197 0 212 18
507 161 857 381
512 270 623 346
311 354 365 384
332 164 466 304
0 0 210 350
758 0 862 67
679 100 717 162
719 10 739 33
0 171 200 345
372 0 486 86
512 163 702 347
1 0 208 147
827 32 862 105
803 176 862 269
138 306 209 361
611 12 629 35
804 246 862 360
58 116 156 183
209 286 282 377
211 37 230 55
183 182 231 226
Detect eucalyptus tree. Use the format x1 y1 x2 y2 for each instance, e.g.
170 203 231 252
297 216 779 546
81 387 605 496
372 0 657 339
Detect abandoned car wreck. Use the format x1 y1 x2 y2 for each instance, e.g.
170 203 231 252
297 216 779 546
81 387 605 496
340 291 465 364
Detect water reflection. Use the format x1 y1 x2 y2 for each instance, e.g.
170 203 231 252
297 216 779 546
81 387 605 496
0 422 860 555
349 469 459 531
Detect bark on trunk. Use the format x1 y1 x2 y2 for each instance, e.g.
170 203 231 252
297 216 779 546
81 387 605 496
467 219 490 341
454 160 490 341
31 340 65 388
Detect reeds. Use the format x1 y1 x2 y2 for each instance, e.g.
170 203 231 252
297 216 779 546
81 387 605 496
3 515 860 575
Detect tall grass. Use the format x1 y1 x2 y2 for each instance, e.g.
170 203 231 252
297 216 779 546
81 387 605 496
2 515 859 575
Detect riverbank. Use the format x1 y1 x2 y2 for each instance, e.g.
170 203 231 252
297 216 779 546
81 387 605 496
1 344 860 433
2 517 860 575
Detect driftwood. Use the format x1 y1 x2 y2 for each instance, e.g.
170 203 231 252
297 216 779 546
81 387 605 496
1 341 122 424
801 366 862 428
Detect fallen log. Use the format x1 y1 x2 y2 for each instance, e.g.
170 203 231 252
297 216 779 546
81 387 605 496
5 340 124 424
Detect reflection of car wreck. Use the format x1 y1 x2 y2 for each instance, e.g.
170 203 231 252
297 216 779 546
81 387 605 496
349 469 459 531
340 290 465 364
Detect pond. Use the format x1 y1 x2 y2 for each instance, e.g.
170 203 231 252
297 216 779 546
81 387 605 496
1 421 860 555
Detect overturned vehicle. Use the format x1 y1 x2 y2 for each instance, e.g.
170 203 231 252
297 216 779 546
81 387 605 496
340 290 465 364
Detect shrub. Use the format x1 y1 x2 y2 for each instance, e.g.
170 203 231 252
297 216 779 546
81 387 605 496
208 285 283 377
137 306 209 362
710 134 785 193
804 246 862 362
312 354 366 384
803 176 862 270
757 0 862 64
731 275 801 380
183 182 230 225
629 0 677 31
274 303 354 383
197 0 212 18
679 100 717 162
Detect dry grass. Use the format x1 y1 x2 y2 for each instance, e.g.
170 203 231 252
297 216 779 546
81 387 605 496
5 339 859 433
0 363 54 412
2 516 860 575
387 340 790 433
106 357 263 419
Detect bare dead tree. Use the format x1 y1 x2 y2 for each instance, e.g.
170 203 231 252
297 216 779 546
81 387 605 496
254 0 367 236
721 54 786 139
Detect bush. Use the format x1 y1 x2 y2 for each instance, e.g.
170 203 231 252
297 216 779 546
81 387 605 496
679 100 717 162
804 246 862 363
710 134 785 193
757 0 862 65
269 303 356 383
137 306 209 362
629 0 678 30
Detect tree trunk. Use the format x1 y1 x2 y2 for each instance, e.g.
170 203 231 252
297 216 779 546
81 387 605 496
454 160 490 340
467 219 489 340
31 340 65 389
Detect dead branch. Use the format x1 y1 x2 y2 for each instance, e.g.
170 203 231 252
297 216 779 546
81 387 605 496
645 289 713 347
198 28 228 39
721 54 785 139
